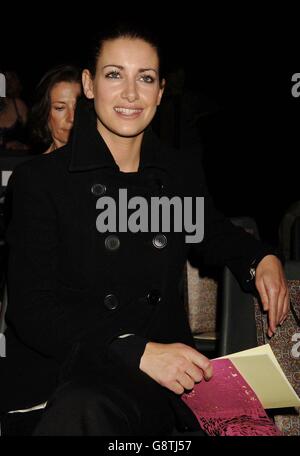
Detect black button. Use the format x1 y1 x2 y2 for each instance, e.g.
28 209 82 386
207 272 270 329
104 294 119 310
91 183 106 196
147 289 162 306
154 178 164 194
152 233 167 249
105 235 120 251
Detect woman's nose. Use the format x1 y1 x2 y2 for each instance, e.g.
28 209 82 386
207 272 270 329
121 79 139 102
66 109 75 124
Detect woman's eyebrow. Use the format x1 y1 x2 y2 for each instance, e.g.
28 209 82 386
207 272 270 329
139 68 157 74
52 100 67 104
102 64 123 70
102 64 157 74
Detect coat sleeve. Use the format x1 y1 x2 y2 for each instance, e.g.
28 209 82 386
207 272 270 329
4 164 153 366
187 160 280 292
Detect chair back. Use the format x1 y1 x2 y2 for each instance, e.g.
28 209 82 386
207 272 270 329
218 216 260 356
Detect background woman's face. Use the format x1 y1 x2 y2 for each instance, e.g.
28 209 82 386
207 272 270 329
83 37 164 139
48 81 81 147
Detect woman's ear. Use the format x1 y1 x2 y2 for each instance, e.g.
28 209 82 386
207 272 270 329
82 69 94 99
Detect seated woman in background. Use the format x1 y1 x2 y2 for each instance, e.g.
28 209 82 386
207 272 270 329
29 65 82 154
0 70 29 151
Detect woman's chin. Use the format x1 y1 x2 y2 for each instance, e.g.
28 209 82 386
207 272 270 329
114 125 145 138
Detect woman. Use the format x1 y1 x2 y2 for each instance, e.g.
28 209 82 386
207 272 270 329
1 24 288 435
29 64 82 153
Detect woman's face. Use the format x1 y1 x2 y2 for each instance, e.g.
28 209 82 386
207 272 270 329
82 37 165 139
48 81 81 148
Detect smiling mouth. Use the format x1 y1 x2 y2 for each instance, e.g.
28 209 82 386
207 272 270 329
114 107 143 116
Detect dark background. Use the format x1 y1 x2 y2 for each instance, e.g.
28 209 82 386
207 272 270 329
1 7 299 246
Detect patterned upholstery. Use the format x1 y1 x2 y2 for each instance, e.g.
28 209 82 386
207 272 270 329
254 280 300 435
185 261 218 335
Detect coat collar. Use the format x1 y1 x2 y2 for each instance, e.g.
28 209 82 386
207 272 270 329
68 98 167 173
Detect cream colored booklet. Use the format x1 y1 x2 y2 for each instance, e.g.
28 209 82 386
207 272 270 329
217 344 300 409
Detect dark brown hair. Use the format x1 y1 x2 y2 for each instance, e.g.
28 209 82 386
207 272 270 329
86 21 165 83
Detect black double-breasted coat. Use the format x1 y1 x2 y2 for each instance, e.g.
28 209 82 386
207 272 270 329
0 100 274 414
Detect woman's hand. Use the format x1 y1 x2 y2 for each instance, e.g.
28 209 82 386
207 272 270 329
139 342 213 394
255 255 289 337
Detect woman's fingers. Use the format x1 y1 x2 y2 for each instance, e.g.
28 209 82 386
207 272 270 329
177 372 196 391
189 351 213 381
280 290 290 325
170 382 185 395
185 365 204 384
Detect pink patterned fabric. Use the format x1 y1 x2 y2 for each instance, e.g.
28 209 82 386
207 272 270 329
181 359 281 436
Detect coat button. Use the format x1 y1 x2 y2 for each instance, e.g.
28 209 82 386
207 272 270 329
91 183 106 196
152 233 167 249
105 234 120 251
147 289 162 306
155 178 164 194
104 294 119 310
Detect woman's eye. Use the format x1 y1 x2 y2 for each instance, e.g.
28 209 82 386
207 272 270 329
54 106 65 111
140 75 154 83
106 71 121 79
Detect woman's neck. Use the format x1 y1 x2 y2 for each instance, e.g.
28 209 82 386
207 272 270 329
44 138 66 154
44 141 60 154
44 143 55 154
98 126 143 173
